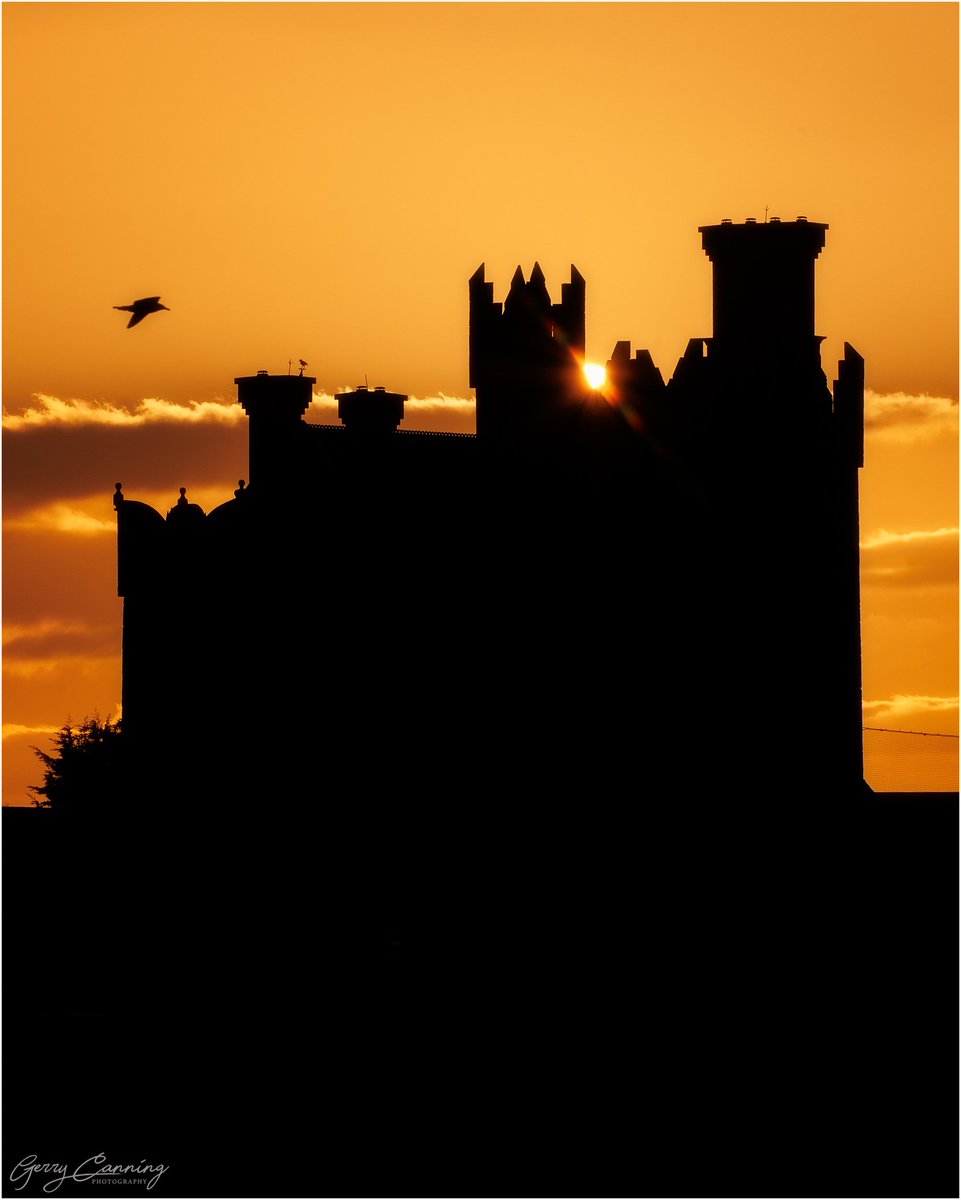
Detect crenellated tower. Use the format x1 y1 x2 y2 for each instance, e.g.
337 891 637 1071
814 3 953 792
469 263 586 442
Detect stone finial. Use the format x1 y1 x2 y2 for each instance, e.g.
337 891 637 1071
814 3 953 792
113 482 124 509
234 479 247 500
166 485 205 521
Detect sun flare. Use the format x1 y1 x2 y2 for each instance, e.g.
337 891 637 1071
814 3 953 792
584 363 606 390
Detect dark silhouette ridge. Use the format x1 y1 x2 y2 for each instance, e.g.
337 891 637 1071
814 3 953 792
5 221 957 1199
112 295 169 328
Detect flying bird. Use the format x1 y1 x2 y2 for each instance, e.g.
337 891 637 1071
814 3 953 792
113 296 170 329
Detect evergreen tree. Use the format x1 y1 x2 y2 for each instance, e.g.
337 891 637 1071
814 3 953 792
30 716 125 813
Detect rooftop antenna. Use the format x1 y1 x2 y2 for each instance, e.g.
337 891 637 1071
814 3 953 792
365 373 369 389
764 205 769 224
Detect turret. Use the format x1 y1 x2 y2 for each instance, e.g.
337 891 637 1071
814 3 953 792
699 217 828 372
336 385 407 435
235 371 315 494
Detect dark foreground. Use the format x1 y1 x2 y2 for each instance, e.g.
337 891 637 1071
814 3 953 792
4 792 958 1199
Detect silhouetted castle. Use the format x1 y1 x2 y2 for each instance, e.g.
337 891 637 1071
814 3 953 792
14 219 957 1200
115 218 865 809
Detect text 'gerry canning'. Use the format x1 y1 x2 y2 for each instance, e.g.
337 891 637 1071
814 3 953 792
9 1155 170 1193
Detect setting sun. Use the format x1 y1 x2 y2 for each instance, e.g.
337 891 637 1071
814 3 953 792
584 363 606 390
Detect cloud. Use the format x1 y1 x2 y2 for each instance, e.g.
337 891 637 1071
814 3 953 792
2 393 244 430
2 723 61 741
863 694 959 725
3 502 116 535
862 527 960 549
864 390 959 443
3 619 120 666
405 393 476 432
138 397 245 424
406 392 475 411
861 526 958 588
2 389 475 433
3 487 242 534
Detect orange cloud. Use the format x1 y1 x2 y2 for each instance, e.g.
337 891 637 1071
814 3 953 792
863 694 959 730
864 390 959 443
2 393 245 430
2 722 60 741
3 390 475 432
3 502 116 536
137 397 245 424
861 526 958 589
3 619 120 668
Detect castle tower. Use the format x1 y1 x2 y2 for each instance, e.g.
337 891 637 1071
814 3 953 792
688 218 865 793
469 263 586 442
235 371 315 495
699 217 827 354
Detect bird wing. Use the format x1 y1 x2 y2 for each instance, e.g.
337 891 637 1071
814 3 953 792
126 310 148 329
135 296 162 306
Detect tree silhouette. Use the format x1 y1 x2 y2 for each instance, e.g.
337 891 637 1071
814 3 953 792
30 716 125 813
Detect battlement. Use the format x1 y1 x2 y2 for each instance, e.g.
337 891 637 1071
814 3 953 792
469 263 585 383
699 217 828 346
699 214 828 238
469 263 587 440
235 371 316 416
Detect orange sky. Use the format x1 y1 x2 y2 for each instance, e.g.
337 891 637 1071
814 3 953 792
3 2 958 801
